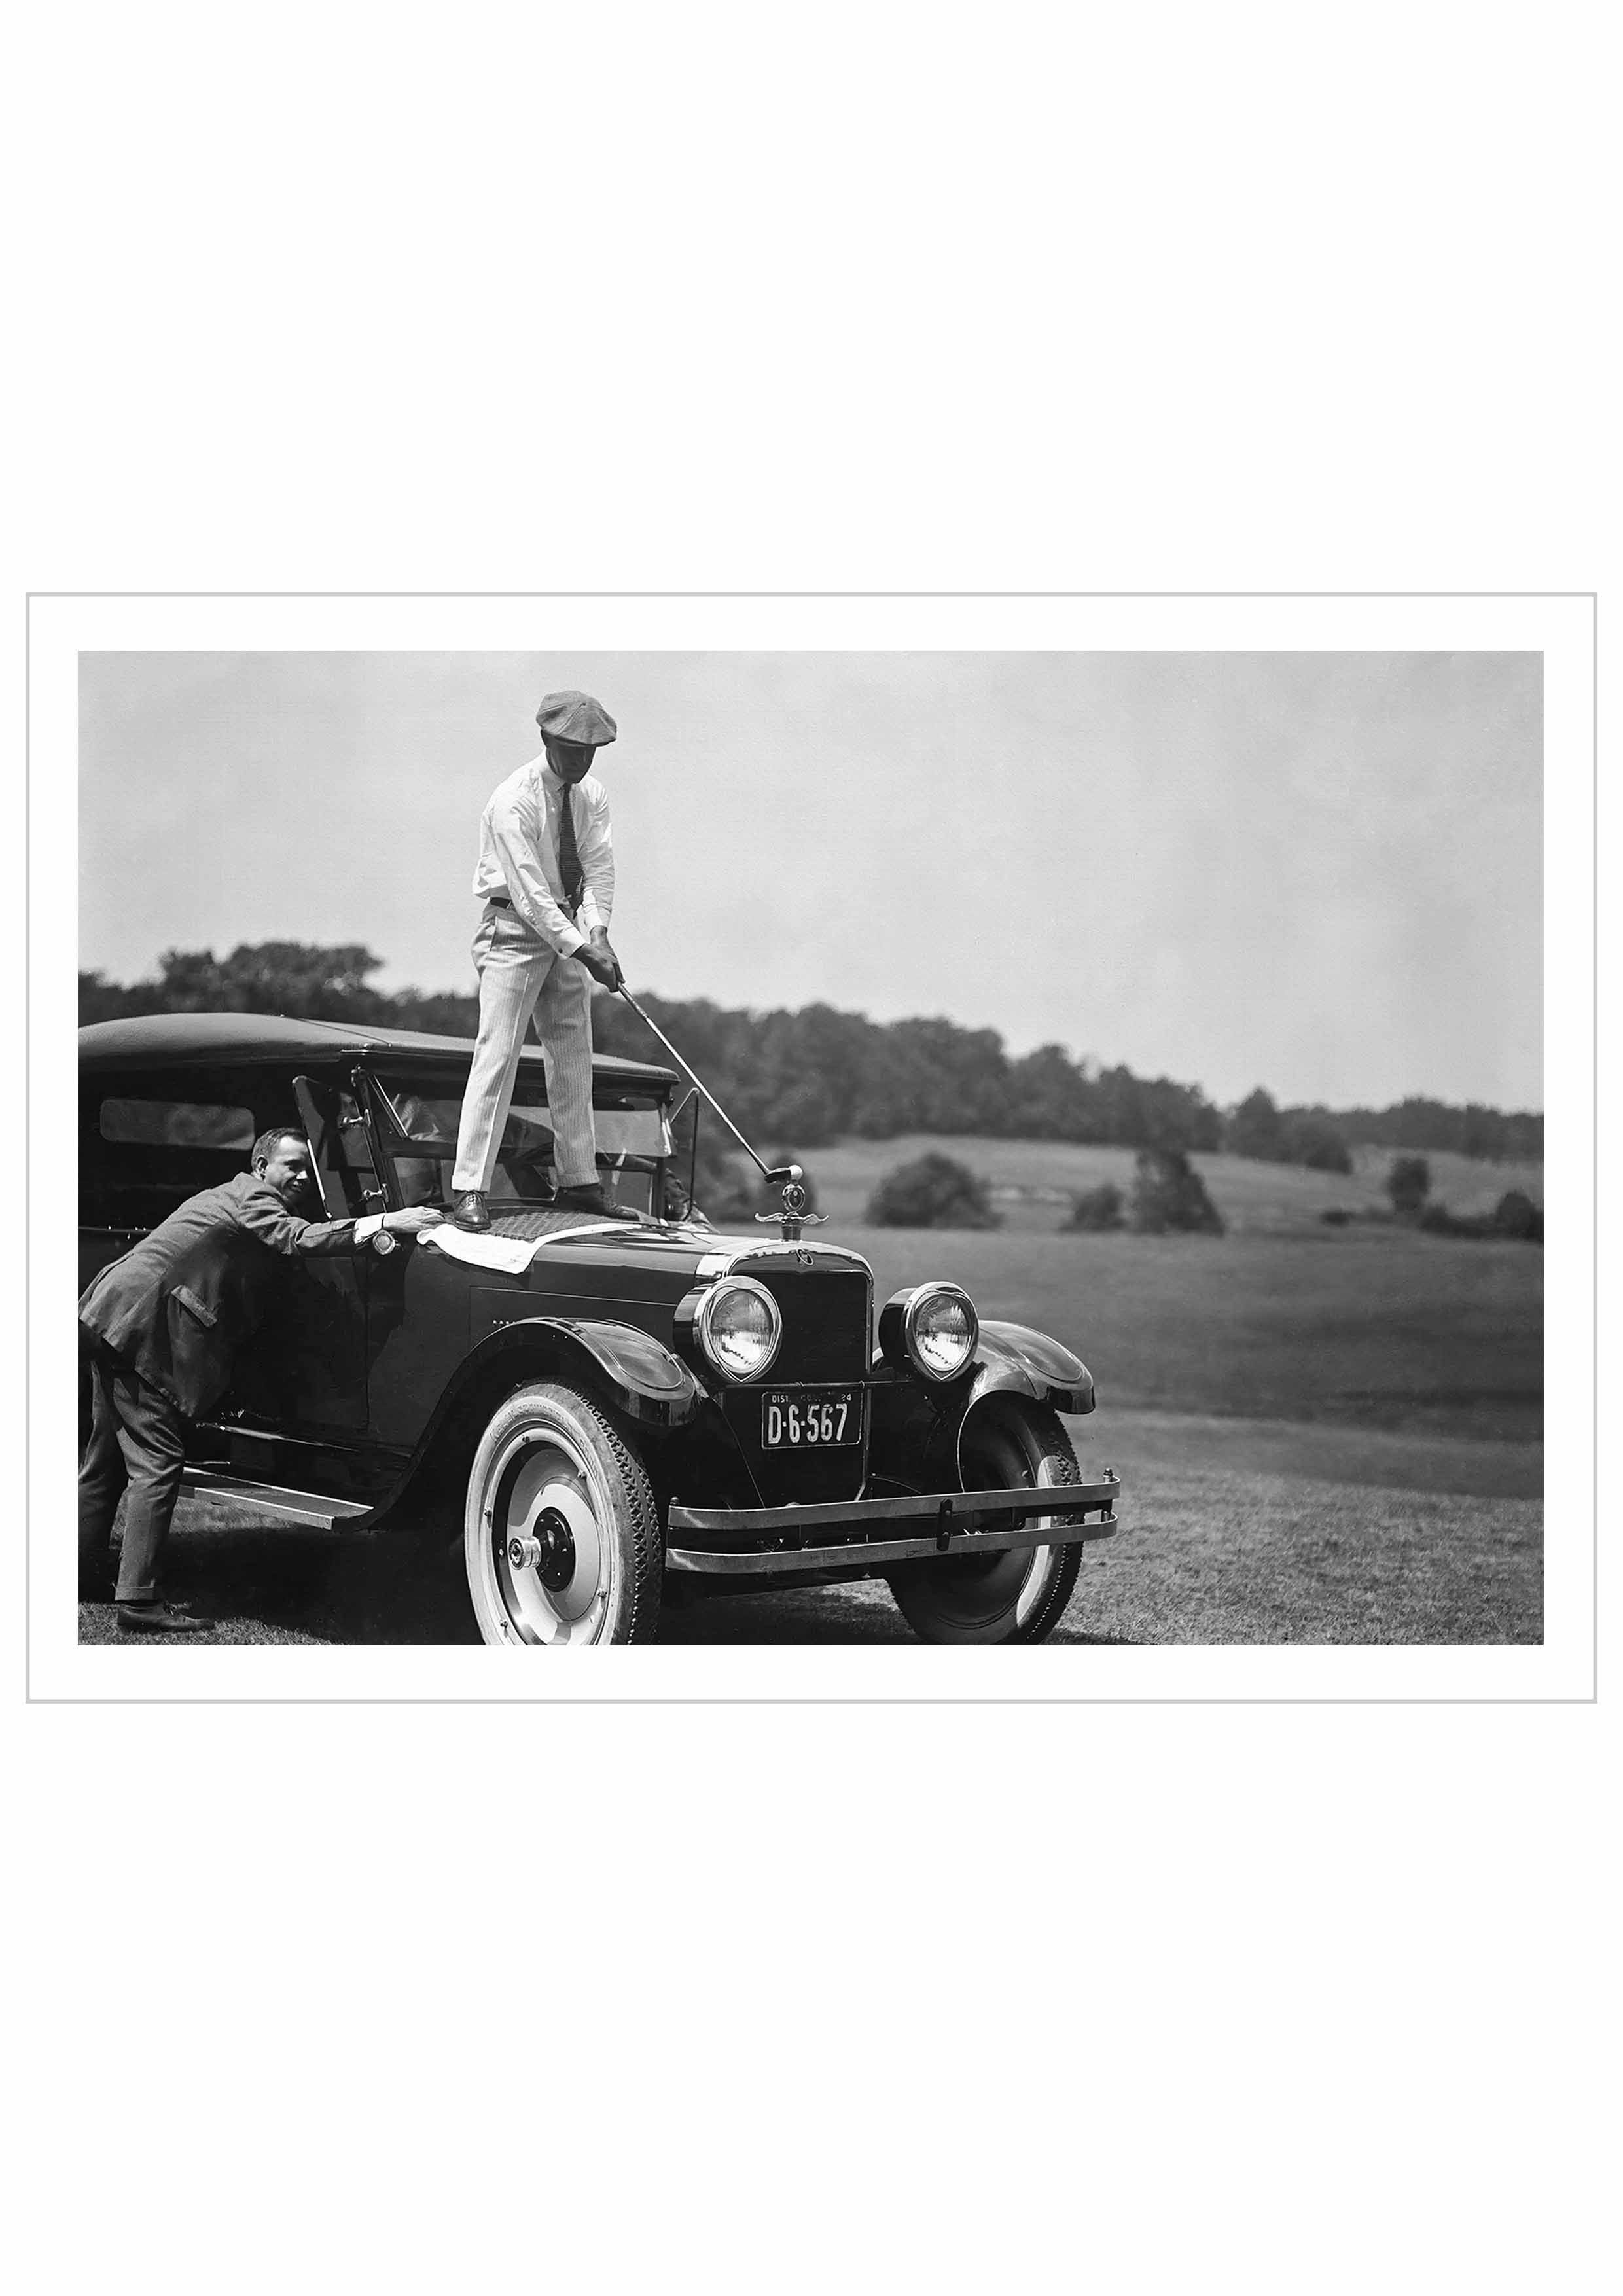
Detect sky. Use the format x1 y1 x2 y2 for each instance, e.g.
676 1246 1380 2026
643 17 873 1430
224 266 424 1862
77 650 1543 1111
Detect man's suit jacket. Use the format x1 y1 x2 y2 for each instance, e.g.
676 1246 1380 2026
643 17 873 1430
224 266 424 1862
79 1173 365 1418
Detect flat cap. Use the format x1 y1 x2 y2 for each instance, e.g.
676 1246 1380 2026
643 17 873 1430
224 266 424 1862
535 689 617 745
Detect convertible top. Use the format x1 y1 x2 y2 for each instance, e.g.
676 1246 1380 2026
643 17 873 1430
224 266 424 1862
78 1010 677 1090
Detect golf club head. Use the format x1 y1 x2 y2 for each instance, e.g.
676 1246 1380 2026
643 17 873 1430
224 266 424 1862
762 1164 802 1188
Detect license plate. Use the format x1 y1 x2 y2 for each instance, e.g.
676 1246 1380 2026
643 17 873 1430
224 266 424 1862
762 1388 862 1448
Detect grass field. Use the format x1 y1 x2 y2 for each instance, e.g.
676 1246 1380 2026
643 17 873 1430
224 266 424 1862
76 1415 1541 1645
834 1227 1541 1442
660 1451 1543 1645
787 1138 1544 1446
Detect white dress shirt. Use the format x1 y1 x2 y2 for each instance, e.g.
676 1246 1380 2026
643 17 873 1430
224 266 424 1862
470 755 615 958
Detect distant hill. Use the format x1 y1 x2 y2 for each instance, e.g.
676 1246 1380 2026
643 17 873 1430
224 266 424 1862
78 942 1542 1165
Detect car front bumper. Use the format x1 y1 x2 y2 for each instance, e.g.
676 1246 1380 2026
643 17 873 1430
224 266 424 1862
665 1475 1120 1577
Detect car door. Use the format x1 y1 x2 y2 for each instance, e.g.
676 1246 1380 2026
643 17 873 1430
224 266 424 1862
224 1071 380 1436
349 1064 471 1448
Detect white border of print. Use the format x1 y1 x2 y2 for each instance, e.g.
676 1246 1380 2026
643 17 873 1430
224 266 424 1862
29 592 1592 1702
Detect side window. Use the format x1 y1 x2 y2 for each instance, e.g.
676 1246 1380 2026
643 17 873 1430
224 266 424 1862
80 1068 306 1234
86 1089 259 1230
293 1075 387 1218
99 1098 255 1149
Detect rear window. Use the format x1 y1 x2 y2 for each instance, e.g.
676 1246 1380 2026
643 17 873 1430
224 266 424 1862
99 1098 256 1149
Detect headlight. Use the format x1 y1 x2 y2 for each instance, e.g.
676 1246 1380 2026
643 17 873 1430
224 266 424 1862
880 1282 979 1383
695 1276 782 1382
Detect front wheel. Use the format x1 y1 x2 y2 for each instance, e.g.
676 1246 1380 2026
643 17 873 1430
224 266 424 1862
885 1402 1084 1645
463 1381 662 1645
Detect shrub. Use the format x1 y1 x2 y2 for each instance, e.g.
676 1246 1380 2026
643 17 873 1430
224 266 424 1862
1226 1086 1287 1161
1284 1116 1354 1174
1491 1189 1543 1243
866 1152 1000 1229
1387 1155 1431 1216
1418 1196 1542 1244
1129 1147 1224 1235
1419 1203 1491 1238
1062 1183 1126 1232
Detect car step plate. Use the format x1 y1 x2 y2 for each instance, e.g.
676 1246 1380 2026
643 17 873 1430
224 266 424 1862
179 1467 374 1531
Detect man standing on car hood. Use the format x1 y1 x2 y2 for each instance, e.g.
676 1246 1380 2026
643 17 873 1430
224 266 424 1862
78 1129 440 1634
450 687 635 1231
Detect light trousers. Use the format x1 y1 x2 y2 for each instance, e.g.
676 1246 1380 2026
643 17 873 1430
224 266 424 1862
452 905 598 1194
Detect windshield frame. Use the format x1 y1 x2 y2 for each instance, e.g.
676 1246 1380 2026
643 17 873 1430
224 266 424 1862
363 1065 675 1215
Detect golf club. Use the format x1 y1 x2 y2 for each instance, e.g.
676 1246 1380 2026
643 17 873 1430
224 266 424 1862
615 984 805 1197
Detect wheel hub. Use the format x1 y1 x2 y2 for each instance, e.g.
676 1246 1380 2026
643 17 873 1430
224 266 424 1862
507 1506 577 1591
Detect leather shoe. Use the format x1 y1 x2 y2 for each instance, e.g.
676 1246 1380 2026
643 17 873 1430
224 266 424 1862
452 1190 492 1232
116 1600 213 1637
554 1183 637 1222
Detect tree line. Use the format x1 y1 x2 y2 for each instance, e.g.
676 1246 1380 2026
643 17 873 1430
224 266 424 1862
78 942 1543 1165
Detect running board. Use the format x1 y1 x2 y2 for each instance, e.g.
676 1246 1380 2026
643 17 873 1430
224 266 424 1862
180 1467 376 1531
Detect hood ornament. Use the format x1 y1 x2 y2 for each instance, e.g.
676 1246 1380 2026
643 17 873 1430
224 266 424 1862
757 1166 826 1244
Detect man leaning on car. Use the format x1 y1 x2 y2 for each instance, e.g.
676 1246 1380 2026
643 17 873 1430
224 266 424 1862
77 1127 441 1636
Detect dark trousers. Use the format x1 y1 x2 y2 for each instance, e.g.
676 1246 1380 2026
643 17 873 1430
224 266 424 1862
78 1355 189 1604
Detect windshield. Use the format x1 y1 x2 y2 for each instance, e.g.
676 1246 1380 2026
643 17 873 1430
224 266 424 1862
372 1075 673 1215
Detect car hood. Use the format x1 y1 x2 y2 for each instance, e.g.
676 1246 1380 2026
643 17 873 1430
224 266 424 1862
419 1215 872 1288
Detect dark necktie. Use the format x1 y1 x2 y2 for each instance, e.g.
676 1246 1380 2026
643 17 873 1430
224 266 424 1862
556 780 582 905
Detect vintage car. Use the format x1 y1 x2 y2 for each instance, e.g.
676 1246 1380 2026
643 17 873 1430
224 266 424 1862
79 1013 1120 1644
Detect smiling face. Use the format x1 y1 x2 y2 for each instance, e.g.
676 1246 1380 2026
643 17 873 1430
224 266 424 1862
256 1134 316 1208
541 733 598 785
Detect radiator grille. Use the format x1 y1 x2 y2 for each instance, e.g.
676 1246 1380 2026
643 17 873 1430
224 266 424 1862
718 1253 873 1505
740 1261 871 1382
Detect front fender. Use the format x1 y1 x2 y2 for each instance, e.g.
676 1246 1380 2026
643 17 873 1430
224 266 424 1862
366 1316 704 1532
954 1322 1096 1486
969 1321 1096 1418
476 1316 705 1429
867 1320 1096 1496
